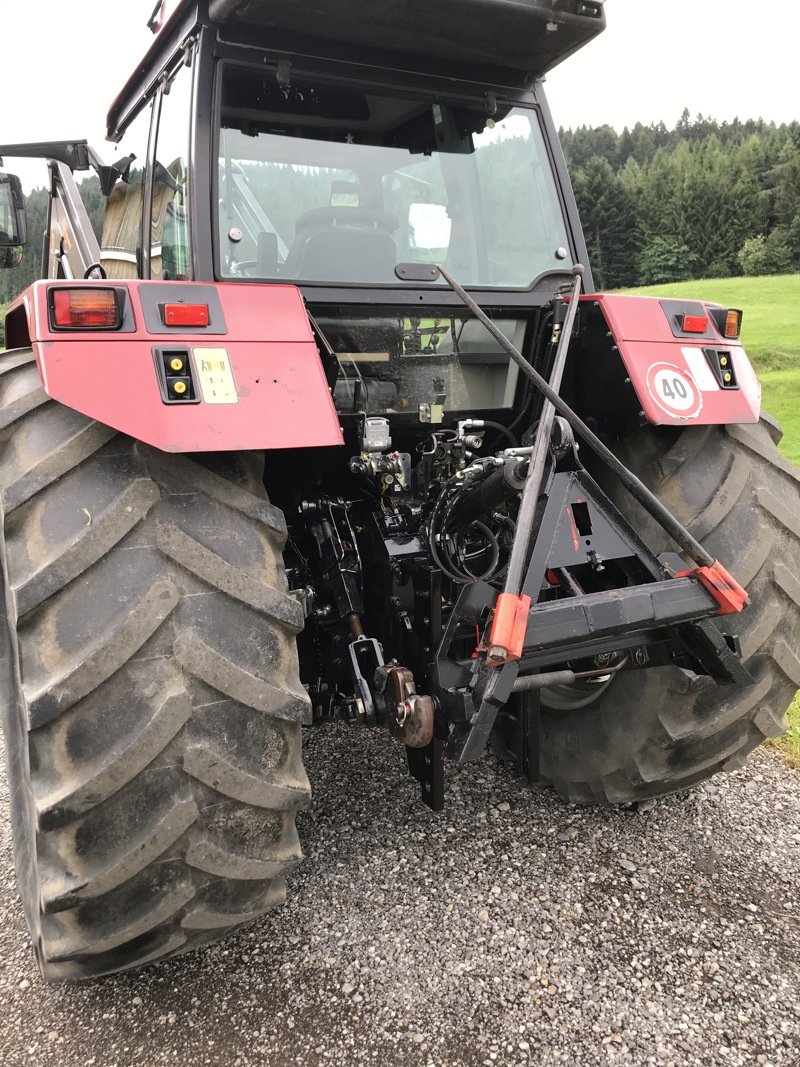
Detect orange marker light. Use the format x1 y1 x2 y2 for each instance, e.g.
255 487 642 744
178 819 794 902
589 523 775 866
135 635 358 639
52 288 120 329
724 309 742 339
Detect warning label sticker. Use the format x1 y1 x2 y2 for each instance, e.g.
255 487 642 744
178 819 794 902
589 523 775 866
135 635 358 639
193 347 239 405
646 362 703 420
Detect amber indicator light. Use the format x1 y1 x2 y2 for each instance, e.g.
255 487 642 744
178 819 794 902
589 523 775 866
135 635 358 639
163 303 209 328
724 309 742 339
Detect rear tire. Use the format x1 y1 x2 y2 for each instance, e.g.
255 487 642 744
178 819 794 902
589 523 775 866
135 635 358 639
534 418 800 803
0 351 311 979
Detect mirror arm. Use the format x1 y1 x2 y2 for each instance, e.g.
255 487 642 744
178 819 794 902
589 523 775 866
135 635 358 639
0 140 106 177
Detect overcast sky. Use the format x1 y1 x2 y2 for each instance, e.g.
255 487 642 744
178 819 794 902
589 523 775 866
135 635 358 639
2 0 797 191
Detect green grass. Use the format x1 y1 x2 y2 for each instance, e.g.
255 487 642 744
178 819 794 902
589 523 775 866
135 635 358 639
760 371 800 466
769 692 800 769
622 274 800 371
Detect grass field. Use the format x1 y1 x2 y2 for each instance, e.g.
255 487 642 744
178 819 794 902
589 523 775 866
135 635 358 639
760 371 800 466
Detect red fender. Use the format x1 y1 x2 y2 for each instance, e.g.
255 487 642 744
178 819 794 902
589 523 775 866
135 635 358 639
581 293 760 427
5 280 344 453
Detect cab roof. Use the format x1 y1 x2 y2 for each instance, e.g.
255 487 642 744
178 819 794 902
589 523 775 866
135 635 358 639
206 0 606 76
109 0 605 139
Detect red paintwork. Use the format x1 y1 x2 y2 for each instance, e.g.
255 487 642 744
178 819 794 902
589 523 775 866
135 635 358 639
584 294 760 427
9 280 344 454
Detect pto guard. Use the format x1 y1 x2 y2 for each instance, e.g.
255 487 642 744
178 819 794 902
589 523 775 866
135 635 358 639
583 294 761 427
5 279 344 453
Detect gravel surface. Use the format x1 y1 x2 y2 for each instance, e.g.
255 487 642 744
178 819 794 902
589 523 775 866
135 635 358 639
1 726 799 1067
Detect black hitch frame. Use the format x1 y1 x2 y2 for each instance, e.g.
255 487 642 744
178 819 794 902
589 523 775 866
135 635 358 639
423 265 753 775
432 461 755 765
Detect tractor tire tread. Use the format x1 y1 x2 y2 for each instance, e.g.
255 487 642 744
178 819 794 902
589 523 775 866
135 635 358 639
539 418 800 805
0 352 310 980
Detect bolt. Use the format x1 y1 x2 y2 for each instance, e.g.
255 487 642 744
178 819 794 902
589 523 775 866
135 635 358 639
488 645 508 661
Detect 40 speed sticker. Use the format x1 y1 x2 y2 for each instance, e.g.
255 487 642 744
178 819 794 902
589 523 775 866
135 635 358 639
646 362 703 420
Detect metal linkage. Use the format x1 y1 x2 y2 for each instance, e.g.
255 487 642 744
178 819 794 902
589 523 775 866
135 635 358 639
503 268 583 598
435 264 719 574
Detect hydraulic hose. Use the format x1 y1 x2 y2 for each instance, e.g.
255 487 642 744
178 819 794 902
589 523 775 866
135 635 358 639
472 420 518 450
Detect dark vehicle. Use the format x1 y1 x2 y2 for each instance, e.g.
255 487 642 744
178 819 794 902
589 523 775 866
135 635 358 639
0 0 797 980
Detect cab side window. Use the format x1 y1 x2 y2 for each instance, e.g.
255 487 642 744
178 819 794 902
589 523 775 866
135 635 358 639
151 57 194 280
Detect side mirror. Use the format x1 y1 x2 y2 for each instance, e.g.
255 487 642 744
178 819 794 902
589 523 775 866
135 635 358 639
0 172 27 269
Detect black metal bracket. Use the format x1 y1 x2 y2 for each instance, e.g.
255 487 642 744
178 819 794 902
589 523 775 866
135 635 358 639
433 464 754 765
406 739 445 812
0 139 103 173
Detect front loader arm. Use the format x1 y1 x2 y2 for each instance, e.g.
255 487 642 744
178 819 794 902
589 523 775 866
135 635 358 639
0 141 106 281
45 161 103 281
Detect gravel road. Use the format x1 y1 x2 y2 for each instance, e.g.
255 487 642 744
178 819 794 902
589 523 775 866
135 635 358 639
1 726 798 1067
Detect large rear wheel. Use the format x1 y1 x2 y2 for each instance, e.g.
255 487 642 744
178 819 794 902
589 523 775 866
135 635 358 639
532 418 800 803
0 351 311 979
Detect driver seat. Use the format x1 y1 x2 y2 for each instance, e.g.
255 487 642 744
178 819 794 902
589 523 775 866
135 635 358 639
282 207 398 283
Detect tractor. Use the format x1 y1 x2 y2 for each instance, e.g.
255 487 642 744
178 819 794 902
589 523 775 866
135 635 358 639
0 0 797 980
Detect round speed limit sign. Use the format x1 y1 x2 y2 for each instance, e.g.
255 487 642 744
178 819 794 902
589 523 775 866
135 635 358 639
646 362 703 419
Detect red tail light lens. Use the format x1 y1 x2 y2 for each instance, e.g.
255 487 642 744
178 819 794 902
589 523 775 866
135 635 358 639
682 314 708 334
163 303 209 327
51 288 121 330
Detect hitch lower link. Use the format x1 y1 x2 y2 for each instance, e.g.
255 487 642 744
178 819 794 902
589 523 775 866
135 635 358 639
304 495 445 810
377 664 436 749
485 555 749 668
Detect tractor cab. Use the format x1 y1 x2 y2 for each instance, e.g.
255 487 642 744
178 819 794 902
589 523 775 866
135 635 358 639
93 0 604 423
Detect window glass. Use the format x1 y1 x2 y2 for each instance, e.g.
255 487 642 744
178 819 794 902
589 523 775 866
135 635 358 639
151 58 194 280
217 66 573 287
315 311 523 413
100 102 154 279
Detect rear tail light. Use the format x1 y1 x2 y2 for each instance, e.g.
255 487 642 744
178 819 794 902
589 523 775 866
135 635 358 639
50 287 122 330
